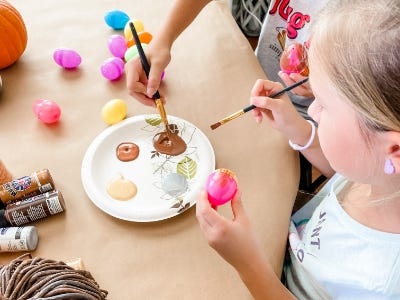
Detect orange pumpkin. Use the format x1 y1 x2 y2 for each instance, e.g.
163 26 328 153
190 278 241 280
0 0 27 69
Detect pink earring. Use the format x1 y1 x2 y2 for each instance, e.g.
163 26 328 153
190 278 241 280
384 158 395 174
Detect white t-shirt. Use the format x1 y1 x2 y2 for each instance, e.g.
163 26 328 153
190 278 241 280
285 174 400 299
255 0 328 117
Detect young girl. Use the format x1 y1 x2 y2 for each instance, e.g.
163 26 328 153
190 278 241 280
196 0 400 298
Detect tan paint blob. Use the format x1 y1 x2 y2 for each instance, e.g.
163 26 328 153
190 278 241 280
107 174 137 201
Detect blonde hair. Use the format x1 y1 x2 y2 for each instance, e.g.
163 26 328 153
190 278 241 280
309 0 400 132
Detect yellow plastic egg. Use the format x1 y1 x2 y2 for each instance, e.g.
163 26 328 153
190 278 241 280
124 19 144 41
101 99 127 125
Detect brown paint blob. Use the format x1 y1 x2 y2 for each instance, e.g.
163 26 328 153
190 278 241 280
152 124 187 156
107 175 137 201
116 142 139 162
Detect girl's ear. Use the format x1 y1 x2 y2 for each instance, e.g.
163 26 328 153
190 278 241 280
385 131 400 154
384 131 400 174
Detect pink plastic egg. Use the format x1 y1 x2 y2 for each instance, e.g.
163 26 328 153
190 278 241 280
205 168 238 206
108 34 127 58
53 48 82 69
280 42 309 76
33 99 61 124
100 57 125 81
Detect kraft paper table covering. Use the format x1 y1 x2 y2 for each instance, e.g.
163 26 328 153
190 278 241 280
0 0 299 299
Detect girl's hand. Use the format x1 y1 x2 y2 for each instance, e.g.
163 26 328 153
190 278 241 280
250 79 306 140
196 190 265 272
278 71 314 99
197 190 297 299
125 41 171 106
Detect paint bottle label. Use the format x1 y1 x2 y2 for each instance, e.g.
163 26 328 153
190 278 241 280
5 190 65 226
0 169 55 205
0 226 39 252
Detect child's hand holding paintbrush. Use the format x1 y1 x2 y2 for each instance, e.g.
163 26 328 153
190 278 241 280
248 78 316 152
210 78 309 130
129 22 169 130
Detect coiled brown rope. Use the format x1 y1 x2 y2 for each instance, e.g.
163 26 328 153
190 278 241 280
0 254 108 299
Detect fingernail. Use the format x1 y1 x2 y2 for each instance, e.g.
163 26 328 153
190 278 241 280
147 88 155 97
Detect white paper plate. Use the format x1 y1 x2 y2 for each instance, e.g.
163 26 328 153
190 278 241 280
81 115 215 222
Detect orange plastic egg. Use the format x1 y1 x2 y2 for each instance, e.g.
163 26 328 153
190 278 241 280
126 31 153 48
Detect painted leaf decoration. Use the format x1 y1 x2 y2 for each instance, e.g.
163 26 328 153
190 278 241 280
171 197 183 209
145 116 162 126
177 156 197 179
178 202 191 213
171 202 181 209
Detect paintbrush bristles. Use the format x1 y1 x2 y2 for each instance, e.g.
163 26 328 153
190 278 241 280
210 122 221 130
210 108 245 130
